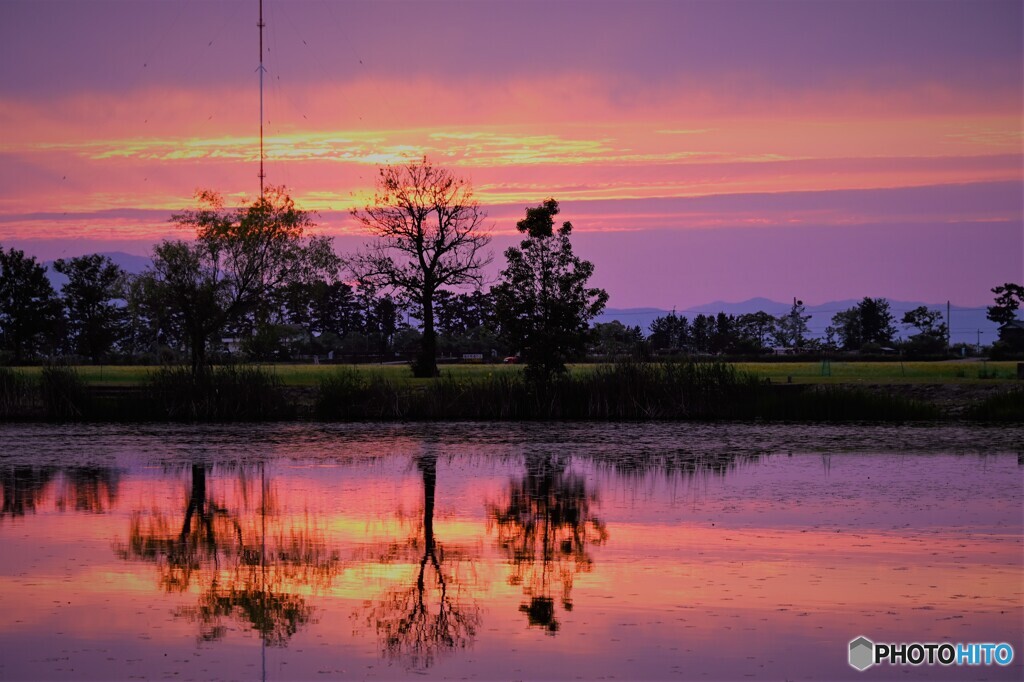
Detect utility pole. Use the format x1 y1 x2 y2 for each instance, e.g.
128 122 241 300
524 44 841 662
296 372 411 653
976 329 982 353
257 0 266 199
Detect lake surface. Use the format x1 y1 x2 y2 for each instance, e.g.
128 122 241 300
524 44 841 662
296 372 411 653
0 422 1021 680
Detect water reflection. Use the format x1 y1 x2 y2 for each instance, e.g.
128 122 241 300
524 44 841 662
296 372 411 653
356 450 480 669
0 423 1020 681
1 465 119 519
487 453 607 634
113 463 341 646
1 466 56 519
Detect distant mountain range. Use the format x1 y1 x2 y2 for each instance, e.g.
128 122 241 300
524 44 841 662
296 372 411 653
598 299 1001 347
42 253 1001 347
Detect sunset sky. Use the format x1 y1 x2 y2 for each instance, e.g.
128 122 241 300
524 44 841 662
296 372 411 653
1 0 1021 308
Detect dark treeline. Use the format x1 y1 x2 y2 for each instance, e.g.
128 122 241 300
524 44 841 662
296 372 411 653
2 158 1021 370
4 247 1012 366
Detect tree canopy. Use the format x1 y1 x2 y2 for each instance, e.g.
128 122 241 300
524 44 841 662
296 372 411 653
493 199 608 385
143 187 336 373
986 283 1023 326
54 254 127 361
0 246 62 362
826 297 896 350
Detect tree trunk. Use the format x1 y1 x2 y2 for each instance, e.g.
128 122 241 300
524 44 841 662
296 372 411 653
414 294 439 378
419 453 436 556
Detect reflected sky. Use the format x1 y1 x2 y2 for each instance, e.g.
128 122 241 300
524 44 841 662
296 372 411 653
0 423 1021 680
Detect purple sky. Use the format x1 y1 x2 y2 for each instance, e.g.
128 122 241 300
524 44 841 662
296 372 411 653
0 0 1021 307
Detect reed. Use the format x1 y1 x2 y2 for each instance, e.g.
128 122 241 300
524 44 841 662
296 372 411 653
317 360 768 420
39 365 89 420
0 367 37 418
963 389 1024 422
755 386 941 422
147 364 290 421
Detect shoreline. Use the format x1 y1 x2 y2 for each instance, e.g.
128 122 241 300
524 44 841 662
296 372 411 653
1 380 1020 423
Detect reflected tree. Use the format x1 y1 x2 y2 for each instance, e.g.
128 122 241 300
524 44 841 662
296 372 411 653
1 465 121 520
0 466 56 519
114 463 341 646
486 453 608 634
358 451 480 669
55 466 121 514
589 450 762 481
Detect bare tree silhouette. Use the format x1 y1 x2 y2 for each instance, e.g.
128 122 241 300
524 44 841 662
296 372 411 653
357 451 480 669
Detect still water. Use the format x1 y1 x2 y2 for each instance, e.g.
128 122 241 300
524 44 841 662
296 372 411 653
0 422 1021 681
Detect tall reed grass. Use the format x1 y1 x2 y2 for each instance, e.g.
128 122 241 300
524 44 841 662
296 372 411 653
316 360 937 421
754 386 941 421
39 365 89 420
147 364 290 421
0 367 37 418
963 388 1024 422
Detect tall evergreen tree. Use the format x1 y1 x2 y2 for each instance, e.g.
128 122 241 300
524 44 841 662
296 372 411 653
494 199 608 386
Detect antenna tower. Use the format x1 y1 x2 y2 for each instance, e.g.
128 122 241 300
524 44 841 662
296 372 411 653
258 0 266 198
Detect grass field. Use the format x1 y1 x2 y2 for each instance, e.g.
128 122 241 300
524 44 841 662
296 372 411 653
8 360 1021 386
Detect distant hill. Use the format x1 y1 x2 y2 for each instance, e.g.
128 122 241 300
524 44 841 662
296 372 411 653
44 252 151 290
597 299 1001 347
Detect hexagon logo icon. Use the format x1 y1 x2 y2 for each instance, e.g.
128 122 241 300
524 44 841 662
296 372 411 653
849 636 875 671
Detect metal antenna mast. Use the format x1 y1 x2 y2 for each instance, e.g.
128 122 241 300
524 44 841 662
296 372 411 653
258 0 266 198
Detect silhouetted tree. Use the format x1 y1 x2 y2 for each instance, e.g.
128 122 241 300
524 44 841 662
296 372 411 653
826 308 861 350
591 321 642 357
690 314 713 354
734 311 776 353
281 279 362 340
144 188 337 375
774 299 811 349
827 297 895 350
902 306 947 355
494 200 608 386
347 159 492 377
0 247 63 361
987 283 1023 326
648 312 690 352
54 254 127 361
